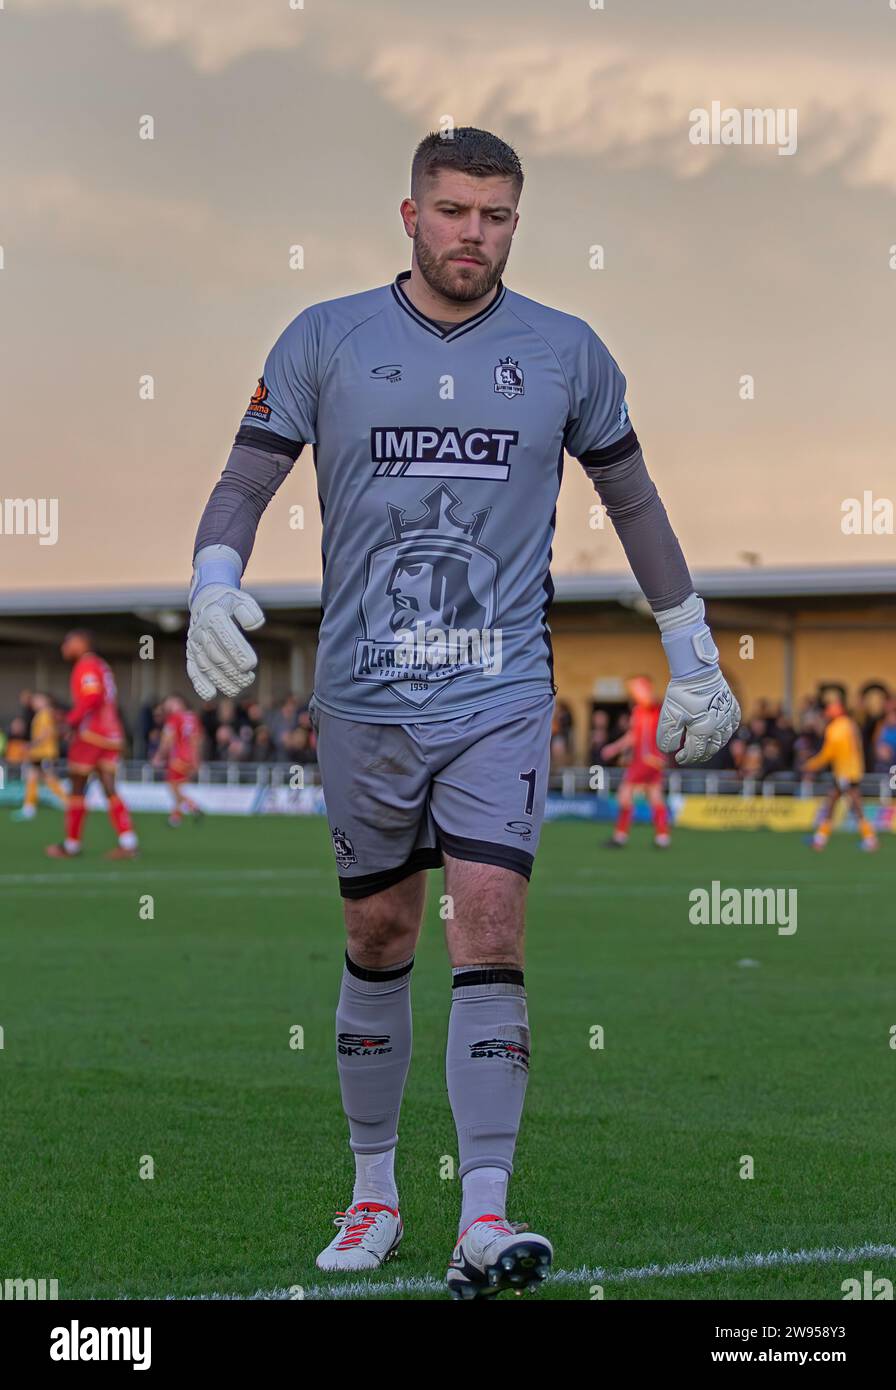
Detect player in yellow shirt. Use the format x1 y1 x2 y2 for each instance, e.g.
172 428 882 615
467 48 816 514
11 693 68 822
803 697 877 851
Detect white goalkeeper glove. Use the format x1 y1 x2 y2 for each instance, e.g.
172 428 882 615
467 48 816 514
186 545 265 699
655 594 741 766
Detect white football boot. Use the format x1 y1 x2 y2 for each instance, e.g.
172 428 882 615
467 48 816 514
446 1215 552 1300
316 1201 402 1272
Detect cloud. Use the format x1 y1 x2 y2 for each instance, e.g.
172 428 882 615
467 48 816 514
15 1 896 190
17 0 305 72
356 37 896 191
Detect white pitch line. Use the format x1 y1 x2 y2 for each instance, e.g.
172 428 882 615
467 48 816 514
0 867 326 886
0 870 812 894
3 886 332 900
175 1241 896 1300
7 866 891 891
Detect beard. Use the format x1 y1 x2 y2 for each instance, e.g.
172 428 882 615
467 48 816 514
413 227 507 303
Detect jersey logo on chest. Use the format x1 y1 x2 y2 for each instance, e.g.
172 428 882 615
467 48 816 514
370 426 518 481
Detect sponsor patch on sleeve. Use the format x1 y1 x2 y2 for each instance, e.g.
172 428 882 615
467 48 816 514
245 377 271 422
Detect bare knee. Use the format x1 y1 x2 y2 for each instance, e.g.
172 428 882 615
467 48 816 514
443 856 528 968
344 873 424 968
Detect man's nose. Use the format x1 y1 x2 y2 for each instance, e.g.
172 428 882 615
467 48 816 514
459 214 485 241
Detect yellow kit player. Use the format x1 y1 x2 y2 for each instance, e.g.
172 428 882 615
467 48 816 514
803 697 877 852
11 694 68 822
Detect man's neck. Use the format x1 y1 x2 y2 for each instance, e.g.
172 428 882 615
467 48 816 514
400 264 499 326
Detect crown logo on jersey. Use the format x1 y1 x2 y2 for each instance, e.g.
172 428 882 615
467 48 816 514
387 484 490 545
494 356 524 399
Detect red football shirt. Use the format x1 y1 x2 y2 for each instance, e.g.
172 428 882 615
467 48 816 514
164 710 200 764
68 654 123 746
630 702 663 768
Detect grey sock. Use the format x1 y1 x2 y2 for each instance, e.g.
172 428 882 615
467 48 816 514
446 967 530 1180
336 952 414 1159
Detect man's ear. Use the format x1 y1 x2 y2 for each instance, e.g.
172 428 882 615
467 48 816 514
400 197 417 238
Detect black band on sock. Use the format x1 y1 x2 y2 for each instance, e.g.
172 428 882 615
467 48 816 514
345 951 415 983
452 967 524 989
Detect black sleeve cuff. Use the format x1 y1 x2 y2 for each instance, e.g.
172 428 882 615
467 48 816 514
234 425 304 461
577 426 640 467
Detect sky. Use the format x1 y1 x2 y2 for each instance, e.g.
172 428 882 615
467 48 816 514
1 0 894 592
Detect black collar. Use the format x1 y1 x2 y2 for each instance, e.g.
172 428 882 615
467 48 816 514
391 270 506 342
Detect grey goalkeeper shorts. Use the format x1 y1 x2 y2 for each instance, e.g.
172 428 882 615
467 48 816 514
309 689 554 899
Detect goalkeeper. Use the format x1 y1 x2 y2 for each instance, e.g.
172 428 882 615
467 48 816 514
184 126 741 1299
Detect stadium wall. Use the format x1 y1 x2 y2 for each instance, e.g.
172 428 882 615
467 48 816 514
1 597 894 758
549 602 896 762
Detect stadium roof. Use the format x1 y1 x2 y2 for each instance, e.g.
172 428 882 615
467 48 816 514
0 564 893 616
553 564 896 603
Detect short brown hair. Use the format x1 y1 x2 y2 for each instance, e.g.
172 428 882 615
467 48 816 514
411 127 524 201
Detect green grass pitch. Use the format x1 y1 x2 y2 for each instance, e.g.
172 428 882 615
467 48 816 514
1 810 894 1301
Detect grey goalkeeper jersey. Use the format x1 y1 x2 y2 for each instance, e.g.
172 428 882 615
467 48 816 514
236 271 633 723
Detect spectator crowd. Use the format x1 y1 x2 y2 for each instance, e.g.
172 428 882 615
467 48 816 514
0 690 317 767
552 682 896 781
4 683 896 780
137 694 318 765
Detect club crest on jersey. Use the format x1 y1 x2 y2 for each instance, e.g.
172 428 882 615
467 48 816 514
353 484 500 710
331 826 356 869
494 356 524 399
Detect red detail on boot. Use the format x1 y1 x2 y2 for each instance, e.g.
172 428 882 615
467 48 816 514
335 1202 398 1249
458 1213 513 1241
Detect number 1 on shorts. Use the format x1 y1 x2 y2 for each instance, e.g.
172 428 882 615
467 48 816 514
519 768 536 816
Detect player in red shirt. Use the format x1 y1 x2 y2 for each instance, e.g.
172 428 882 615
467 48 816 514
602 675 671 849
155 694 204 826
45 630 139 860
